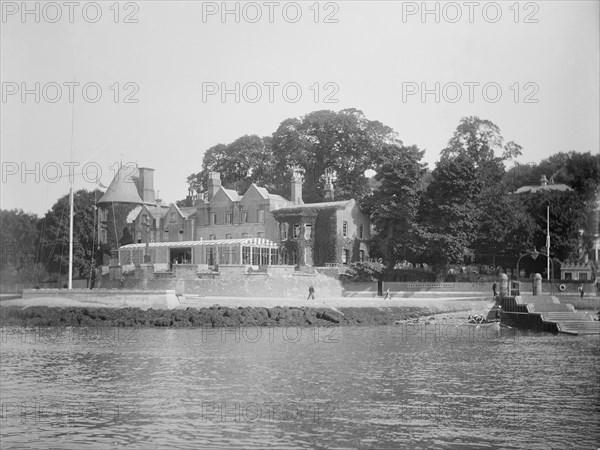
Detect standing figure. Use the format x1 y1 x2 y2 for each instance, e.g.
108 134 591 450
307 285 315 300
384 288 391 300
492 282 498 298
578 284 584 298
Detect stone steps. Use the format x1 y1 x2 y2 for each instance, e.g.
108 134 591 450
557 321 600 335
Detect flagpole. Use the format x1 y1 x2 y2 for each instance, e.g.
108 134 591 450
546 206 550 281
68 88 75 290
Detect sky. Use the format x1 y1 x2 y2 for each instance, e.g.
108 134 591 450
1 0 599 216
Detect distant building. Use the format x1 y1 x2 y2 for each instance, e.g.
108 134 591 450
514 174 573 194
515 175 598 281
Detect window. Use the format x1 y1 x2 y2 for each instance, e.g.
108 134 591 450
258 209 265 223
170 212 176 222
342 249 350 264
359 224 364 239
342 221 348 237
564 273 572 280
293 224 300 238
304 224 312 239
224 212 232 224
280 223 288 240
178 229 184 241
211 213 217 225
136 231 142 243
226 233 232 239
579 273 588 280
242 211 248 223
210 234 216 240
359 250 365 262
164 230 169 241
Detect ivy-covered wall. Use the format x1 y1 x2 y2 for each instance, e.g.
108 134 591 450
274 205 367 267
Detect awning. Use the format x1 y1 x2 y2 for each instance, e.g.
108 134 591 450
120 238 279 250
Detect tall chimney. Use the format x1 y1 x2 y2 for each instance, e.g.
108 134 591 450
155 196 162 242
138 167 155 204
291 169 304 204
208 172 221 201
324 170 334 201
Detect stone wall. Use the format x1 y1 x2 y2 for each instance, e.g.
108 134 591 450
99 265 344 298
21 289 179 309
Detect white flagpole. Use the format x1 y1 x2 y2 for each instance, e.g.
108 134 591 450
546 206 550 281
68 82 75 290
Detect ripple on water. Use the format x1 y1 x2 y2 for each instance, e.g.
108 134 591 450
1 326 598 449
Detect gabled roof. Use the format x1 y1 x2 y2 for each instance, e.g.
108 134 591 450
515 184 573 194
126 204 170 223
272 199 354 215
268 194 290 202
211 187 241 202
169 203 196 219
178 206 197 218
253 185 269 199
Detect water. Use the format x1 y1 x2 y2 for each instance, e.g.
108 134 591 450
1 324 599 449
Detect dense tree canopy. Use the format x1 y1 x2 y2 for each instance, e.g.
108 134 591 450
187 109 402 203
38 189 108 279
1 111 596 284
0 209 42 282
365 144 428 268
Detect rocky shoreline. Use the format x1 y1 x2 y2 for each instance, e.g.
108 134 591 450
0 305 456 328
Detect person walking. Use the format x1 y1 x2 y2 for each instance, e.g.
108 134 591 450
307 285 315 300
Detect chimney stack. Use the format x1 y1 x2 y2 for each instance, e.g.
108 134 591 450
291 169 304 204
208 172 221 201
324 169 334 201
138 167 156 204
540 175 548 187
155 196 162 242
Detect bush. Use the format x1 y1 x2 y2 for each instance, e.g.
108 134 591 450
344 261 385 282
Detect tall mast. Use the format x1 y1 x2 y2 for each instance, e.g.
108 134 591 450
68 88 75 289
546 205 550 280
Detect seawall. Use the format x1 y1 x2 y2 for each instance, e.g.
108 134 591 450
0 305 456 328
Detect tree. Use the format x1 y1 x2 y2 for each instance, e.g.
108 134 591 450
186 109 402 203
418 154 480 278
472 184 537 267
271 109 401 203
418 116 522 279
187 135 277 196
365 144 428 269
0 209 42 282
38 189 108 279
519 190 591 263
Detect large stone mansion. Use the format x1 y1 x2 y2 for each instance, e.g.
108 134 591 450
100 167 370 267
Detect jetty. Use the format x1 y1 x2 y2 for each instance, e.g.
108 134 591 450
500 294 600 335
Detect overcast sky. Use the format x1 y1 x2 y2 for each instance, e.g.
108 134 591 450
1 0 598 215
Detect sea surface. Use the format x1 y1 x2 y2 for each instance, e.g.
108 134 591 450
1 323 599 449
